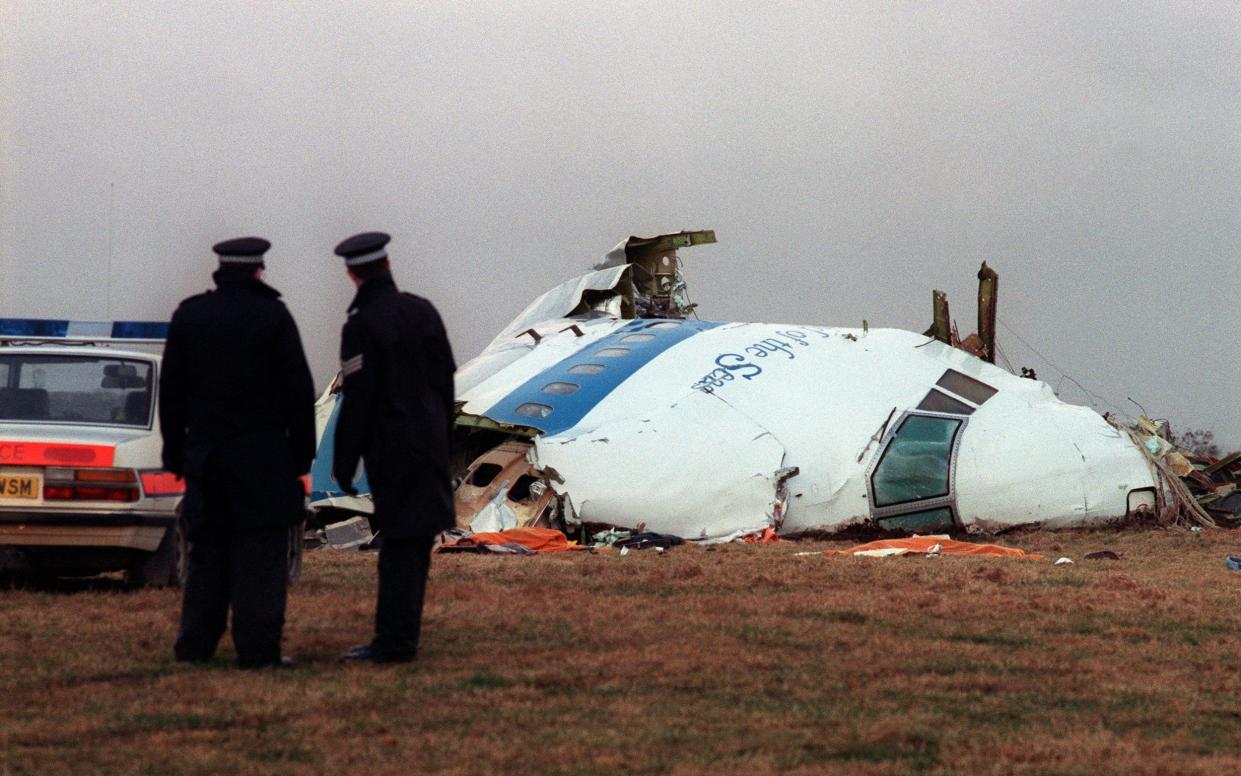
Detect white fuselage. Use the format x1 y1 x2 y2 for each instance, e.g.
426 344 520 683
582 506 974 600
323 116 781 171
454 317 1159 539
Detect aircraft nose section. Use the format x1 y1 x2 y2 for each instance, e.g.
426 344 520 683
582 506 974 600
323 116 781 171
952 400 1157 531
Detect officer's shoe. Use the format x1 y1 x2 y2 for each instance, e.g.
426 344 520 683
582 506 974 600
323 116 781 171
339 643 414 664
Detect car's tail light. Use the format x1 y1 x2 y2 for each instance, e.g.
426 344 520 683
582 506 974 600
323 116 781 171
43 467 140 502
139 471 184 496
75 468 136 483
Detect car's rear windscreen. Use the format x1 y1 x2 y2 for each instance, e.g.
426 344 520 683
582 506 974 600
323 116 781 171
0 355 154 427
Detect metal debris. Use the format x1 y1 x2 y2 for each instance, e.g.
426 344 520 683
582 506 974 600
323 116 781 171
322 516 373 550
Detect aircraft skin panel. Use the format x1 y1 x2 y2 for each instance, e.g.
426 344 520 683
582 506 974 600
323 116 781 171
534 390 787 540
454 343 534 398
954 398 1154 530
488 265 629 350
459 318 625 415
555 324 944 434
477 318 724 437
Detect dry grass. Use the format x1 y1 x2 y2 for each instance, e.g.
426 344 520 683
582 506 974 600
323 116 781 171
4 527 1241 774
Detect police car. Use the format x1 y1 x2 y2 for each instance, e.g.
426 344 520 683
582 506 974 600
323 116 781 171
0 319 187 586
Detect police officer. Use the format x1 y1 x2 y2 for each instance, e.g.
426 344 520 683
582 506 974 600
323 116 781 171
332 232 456 663
160 237 316 669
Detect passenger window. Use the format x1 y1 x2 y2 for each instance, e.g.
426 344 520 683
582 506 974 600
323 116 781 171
508 475 538 501
568 363 605 375
468 463 502 487
514 403 553 419
596 348 630 358
871 415 962 507
619 333 655 344
917 390 973 415
936 370 997 406
542 382 579 395
645 321 681 329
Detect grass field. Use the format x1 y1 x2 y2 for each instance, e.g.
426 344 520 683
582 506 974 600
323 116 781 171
4 526 1241 775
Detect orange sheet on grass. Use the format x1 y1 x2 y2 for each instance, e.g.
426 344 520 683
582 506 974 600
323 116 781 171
447 527 586 553
825 536 1043 559
743 527 782 543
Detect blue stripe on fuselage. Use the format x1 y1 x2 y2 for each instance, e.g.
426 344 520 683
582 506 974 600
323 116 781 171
479 318 722 437
310 392 371 502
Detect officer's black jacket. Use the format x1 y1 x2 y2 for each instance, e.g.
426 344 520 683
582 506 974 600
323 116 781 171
159 268 316 534
332 271 456 539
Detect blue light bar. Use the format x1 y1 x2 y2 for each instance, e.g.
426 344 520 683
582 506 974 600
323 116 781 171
0 318 168 340
109 321 169 339
0 319 69 337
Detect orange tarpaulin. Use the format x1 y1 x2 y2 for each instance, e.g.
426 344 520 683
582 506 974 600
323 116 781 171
441 527 586 553
825 536 1043 559
743 527 782 543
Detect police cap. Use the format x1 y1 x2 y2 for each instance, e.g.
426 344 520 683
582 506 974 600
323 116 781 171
334 232 391 267
213 236 270 266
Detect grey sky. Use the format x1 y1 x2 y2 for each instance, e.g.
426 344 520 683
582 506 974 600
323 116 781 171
2 1 1238 446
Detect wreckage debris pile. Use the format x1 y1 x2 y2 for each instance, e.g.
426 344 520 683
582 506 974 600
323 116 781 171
438 527 586 555
304 521 1170 568
433 528 689 555
1186 451 1241 524
309 516 1084 561
314 522 1057 560
590 528 685 550
1121 417 1241 528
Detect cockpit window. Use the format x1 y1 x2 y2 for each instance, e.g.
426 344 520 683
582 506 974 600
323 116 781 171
935 370 997 406
878 507 956 534
871 415 963 508
917 389 974 416
0 355 154 427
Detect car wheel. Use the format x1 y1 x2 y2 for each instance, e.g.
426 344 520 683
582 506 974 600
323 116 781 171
126 511 188 589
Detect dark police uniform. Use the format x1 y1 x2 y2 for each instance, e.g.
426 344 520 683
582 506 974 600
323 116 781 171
332 232 456 663
160 237 316 668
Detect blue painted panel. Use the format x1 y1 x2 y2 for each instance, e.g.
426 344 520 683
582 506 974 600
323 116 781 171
310 392 371 501
480 318 722 436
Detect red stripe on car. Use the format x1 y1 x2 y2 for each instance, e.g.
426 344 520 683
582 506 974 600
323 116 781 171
0 442 115 467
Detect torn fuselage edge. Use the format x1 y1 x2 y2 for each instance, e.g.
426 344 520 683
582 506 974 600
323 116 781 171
454 413 542 437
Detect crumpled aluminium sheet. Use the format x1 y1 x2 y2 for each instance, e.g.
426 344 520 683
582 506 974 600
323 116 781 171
467 482 521 533
533 392 788 541
488 266 629 350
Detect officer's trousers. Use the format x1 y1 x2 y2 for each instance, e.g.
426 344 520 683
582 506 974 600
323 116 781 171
372 535 434 659
175 525 288 668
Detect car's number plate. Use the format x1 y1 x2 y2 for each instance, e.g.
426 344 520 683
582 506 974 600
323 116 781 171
0 473 41 501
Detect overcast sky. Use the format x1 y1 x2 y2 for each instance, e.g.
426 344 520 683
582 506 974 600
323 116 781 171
2 1 1237 446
